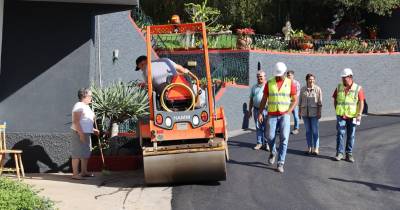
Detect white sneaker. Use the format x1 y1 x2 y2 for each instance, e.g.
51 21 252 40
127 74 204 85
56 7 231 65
291 129 299 135
277 164 284 173
254 144 262 150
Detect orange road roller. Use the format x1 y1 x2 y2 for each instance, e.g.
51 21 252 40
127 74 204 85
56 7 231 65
138 22 229 184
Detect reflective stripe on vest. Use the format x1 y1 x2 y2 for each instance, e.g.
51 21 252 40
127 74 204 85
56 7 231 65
268 77 292 113
335 83 360 118
269 93 291 97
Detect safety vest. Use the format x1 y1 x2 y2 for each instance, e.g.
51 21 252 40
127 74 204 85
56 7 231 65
267 77 292 113
335 83 360 118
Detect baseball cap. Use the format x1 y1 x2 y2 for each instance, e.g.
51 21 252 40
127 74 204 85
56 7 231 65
273 62 287 76
135 55 147 71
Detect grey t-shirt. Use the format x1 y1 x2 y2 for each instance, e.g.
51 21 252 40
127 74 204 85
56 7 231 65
142 58 177 92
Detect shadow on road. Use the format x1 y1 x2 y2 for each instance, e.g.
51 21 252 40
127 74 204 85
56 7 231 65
367 113 400 118
228 159 277 172
286 148 335 161
228 140 254 149
170 181 221 187
329 177 400 192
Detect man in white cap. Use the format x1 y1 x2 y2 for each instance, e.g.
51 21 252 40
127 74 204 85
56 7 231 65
332 68 364 162
257 62 298 173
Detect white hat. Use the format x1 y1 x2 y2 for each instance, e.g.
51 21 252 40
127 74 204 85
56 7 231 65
273 62 287 76
341 68 353 77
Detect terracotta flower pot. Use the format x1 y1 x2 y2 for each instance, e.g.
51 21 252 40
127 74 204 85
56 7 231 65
300 42 313 50
237 35 252 49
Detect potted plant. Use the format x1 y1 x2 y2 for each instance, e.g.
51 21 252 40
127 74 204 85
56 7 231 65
379 44 388 53
335 40 346 54
366 25 378 40
289 29 303 49
88 81 149 171
386 38 397 52
91 81 149 137
236 28 255 49
373 43 380 53
289 30 313 50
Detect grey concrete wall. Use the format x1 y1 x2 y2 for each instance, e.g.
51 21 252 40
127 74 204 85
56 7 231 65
0 1 142 172
0 0 3 71
0 1 92 133
95 10 152 86
160 50 400 131
250 52 400 119
0 1 93 172
215 87 251 131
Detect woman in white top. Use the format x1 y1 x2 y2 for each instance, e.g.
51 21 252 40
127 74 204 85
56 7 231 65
71 88 99 180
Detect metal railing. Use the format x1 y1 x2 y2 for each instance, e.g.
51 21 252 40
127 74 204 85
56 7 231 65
211 56 249 85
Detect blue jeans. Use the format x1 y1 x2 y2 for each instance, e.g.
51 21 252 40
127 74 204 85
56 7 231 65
292 106 299 130
253 107 267 145
268 114 290 165
336 116 356 154
303 117 319 148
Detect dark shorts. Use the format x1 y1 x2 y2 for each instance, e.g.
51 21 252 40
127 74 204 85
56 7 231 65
71 131 91 159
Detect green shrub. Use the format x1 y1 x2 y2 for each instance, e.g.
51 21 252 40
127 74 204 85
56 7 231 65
91 81 149 130
0 177 55 210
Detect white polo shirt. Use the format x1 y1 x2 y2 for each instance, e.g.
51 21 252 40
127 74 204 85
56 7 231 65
71 102 95 133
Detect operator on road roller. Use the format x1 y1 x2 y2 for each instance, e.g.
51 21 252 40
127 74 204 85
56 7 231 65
135 55 206 109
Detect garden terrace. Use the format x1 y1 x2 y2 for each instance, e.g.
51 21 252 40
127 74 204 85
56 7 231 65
152 33 400 54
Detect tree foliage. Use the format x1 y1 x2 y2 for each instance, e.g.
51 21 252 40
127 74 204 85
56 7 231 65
184 0 231 32
335 0 400 16
139 0 400 34
184 0 220 25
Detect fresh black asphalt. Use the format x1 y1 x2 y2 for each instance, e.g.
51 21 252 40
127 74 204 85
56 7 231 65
171 114 400 210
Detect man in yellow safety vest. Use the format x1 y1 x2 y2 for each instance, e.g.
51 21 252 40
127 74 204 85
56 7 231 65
332 68 365 162
258 62 298 173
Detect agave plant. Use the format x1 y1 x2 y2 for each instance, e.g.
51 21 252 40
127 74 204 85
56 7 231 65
91 81 149 135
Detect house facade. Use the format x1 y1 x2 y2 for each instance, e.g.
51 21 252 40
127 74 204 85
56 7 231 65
0 0 145 172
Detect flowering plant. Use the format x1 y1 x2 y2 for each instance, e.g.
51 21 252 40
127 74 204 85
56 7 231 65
236 28 255 35
366 25 378 32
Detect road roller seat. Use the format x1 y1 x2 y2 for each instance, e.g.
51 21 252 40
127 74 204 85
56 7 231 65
165 75 193 101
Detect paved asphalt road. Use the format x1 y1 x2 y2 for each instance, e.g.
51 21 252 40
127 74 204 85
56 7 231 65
171 114 400 210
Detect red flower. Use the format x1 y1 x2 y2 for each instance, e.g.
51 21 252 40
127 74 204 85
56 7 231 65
236 28 255 35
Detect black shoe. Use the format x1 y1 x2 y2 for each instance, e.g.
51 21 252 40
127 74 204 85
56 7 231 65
263 144 270 152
